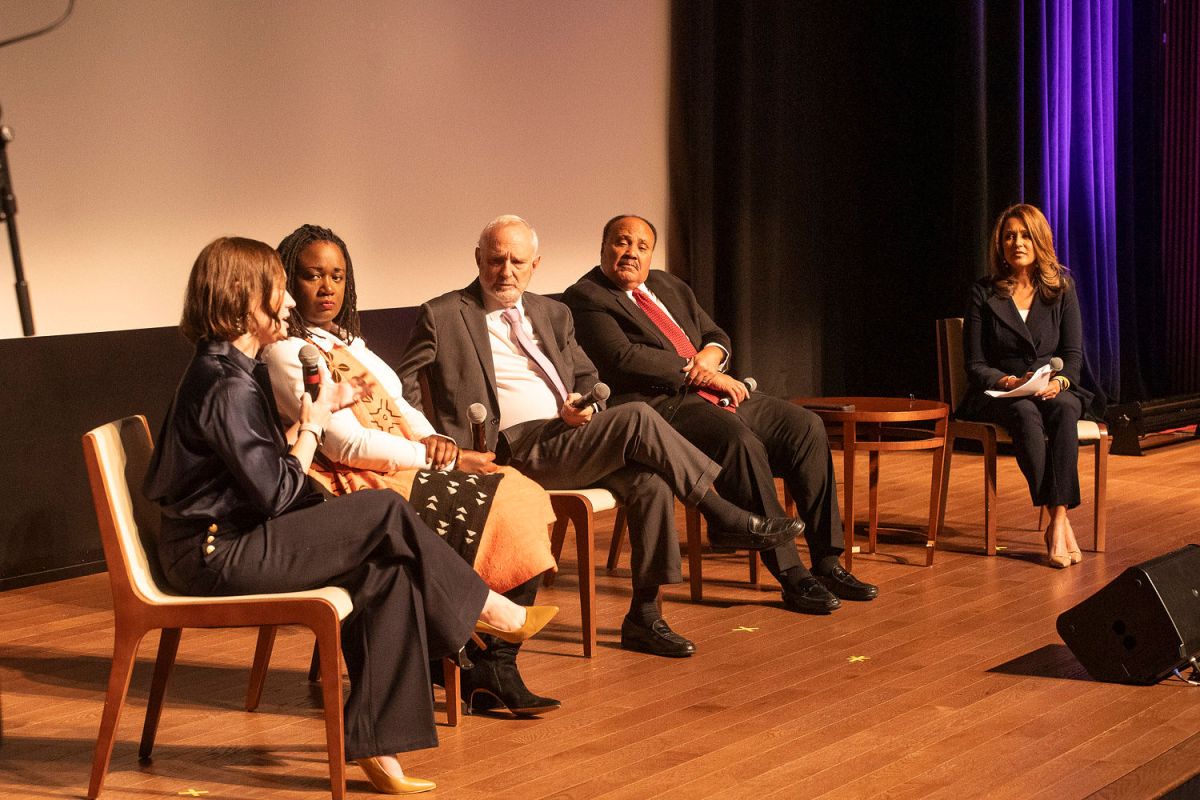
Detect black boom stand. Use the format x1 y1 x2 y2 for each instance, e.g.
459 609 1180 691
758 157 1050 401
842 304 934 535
0 106 34 336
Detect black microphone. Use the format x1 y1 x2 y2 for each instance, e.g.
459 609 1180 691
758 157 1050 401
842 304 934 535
718 376 758 407
298 345 322 401
468 402 488 452
570 382 611 410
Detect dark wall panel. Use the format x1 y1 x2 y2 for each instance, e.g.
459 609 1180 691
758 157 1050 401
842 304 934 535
0 307 419 591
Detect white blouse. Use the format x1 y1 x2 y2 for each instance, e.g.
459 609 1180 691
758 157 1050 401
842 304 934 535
262 327 447 472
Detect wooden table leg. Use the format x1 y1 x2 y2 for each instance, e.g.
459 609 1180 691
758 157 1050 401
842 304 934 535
842 420 856 570
925 415 948 566
868 450 880 554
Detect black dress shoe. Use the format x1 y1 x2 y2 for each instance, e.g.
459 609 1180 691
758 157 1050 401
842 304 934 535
461 658 560 716
782 576 841 614
707 514 805 551
620 616 696 658
817 565 879 601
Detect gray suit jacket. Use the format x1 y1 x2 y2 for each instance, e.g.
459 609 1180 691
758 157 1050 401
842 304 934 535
396 279 602 454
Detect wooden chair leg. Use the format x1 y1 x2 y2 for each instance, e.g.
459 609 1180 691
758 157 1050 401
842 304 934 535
139 627 182 759
245 625 277 712
982 430 998 556
313 621 347 800
443 657 460 727
925 416 949 567
748 551 759 585
686 506 703 602
1094 436 1109 551
88 625 147 799
308 641 321 683
606 508 627 572
783 484 796 516
937 434 954 533
574 506 597 659
543 516 570 588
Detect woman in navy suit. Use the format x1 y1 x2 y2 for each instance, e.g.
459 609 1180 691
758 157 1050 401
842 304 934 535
959 204 1094 568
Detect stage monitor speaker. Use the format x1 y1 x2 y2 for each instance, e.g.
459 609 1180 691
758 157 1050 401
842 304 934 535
1057 544 1200 685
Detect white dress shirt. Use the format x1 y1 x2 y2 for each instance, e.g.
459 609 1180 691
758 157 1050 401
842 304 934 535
486 298 562 432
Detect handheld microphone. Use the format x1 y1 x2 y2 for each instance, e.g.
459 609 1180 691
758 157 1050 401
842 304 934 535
298 345 322 401
718 376 758 407
1049 356 1064 372
468 402 488 452
570 382 611 410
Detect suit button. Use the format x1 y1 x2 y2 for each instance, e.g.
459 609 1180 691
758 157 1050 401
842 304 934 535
208 523 218 533
204 544 215 555
491 418 499 426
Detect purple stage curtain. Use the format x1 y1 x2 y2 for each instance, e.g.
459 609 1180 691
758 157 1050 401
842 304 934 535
1033 0 1122 399
1162 1 1200 393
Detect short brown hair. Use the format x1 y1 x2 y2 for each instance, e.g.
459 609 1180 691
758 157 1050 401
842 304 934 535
987 203 1071 301
180 237 285 344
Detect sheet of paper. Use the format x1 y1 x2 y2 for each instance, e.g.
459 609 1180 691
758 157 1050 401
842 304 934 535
984 363 1055 398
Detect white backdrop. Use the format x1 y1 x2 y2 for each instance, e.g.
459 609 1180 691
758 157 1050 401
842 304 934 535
0 0 669 338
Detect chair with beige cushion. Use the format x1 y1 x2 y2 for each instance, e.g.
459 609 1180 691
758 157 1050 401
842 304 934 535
82 415 355 799
935 318 1109 555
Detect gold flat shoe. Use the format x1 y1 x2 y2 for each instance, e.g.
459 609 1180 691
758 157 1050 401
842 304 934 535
475 605 558 644
356 757 436 795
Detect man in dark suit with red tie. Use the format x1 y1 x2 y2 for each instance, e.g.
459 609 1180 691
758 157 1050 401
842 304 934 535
397 215 806 666
563 215 878 613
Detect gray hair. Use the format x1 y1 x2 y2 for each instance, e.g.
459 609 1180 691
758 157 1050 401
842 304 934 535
477 214 539 254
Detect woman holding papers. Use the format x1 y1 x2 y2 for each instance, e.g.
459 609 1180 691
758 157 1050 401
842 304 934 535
960 204 1094 569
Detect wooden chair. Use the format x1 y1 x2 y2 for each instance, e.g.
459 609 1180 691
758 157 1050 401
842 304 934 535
934 318 1109 555
541 488 618 658
606 505 761 600
83 416 354 799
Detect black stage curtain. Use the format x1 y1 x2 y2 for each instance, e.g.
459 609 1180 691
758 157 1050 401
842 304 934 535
669 1 1166 403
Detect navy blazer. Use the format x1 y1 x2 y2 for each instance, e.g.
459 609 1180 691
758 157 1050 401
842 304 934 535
563 266 732 405
395 280 602 452
959 277 1093 420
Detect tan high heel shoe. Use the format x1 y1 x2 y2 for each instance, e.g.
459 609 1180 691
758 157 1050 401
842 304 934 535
1068 547 1083 565
475 605 558 644
1043 530 1071 569
356 757 436 795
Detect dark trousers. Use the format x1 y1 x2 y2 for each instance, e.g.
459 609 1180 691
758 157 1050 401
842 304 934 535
971 392 1083 508
501 402 720 589
648 392 844 576
163 489 488 760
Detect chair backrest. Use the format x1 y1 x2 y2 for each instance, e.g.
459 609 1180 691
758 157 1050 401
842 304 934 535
936 317 969 414
82 415 176 608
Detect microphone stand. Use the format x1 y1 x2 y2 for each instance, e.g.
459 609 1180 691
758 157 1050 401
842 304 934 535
0 107 34 336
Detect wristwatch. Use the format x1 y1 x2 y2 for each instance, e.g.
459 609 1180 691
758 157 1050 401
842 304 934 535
299 422 325 444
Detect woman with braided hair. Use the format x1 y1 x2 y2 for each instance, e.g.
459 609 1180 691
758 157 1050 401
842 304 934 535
263 224 560 718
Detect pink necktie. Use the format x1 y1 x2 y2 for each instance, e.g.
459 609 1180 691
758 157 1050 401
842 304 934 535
631 289 728 410
502 307 568 403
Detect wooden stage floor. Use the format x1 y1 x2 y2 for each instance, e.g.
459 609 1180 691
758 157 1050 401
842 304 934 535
3 439 1199 799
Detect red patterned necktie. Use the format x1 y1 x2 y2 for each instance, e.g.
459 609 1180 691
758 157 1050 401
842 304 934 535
631 289 728 410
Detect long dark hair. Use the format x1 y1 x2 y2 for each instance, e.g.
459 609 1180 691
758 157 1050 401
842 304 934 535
276 224 361 342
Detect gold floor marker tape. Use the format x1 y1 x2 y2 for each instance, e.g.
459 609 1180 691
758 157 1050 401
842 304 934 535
847 655 870 663
995 546 1007 551
178 790 210 797
732 626 760 633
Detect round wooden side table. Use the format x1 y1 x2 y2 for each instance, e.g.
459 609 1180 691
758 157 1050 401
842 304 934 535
790 397 949 568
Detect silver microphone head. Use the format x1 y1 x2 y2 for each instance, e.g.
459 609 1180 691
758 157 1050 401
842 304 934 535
467 402 488 424
298 344 321 368
1049 357 1064 372
744 377 758 393
592 382 611 402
